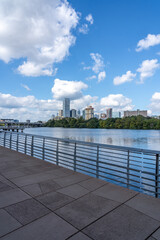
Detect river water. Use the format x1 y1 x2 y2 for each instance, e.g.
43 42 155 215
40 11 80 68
24 127 160 151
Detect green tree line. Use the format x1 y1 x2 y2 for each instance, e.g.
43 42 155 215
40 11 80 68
45 115 160 130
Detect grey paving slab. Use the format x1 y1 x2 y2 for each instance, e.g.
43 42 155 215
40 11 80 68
1 212 77 240
55 193 120 229
0 188 31 208
36 191 74 211
68 232 92 240
79 177 107 191
5 198 50 225
83 205 160 240
147 237 157 240
0 175 17 188
22 179 62 197
11 170 60 187
93 182 138 203
57 184 89 199
151 228 160 240
53 172 91 187
0 181 13 193
0 209 21 237
126 193 160 221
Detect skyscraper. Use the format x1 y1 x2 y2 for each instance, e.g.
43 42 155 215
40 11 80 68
63 98 70 117
70 109 76 118
85 106 94 120
106 108 112 118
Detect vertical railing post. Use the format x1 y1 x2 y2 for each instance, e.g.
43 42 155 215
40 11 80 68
155 154 159 198
56 140 59 165
74 143 77 171
96 145 99 178
31 136 34 157
16 134 19 152
4 132 6 147
25 135 27 154
42 137 45 160
9 133 12 149
127 150 130 188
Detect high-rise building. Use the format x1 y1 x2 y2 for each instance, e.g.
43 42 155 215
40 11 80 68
100 113 107 119
112 112 121 118
70 109 77 118
77 109 81 118
82 109 85 119
106 108 112 118
124 109 147 117
85 106 94 120
59 110 63 117
63 98 70 117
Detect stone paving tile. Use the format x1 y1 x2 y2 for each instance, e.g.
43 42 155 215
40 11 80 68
11 170 60 187
125 193 160 221
53 172 91 187
0 175 17 188
151 227 160 240
0 212 77 240
83 205 160 240
93 182 138 203
78 177 107 191
57 184 90 199
0 188 31 208
147 237 157 240
36 191 74 211
68 232 92 239
5 198 50 225
22 179 62 197
0 209 21 237
55 193 120 230
0 181 13 193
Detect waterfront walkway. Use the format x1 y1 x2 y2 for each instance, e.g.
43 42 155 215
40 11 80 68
0 146 160 240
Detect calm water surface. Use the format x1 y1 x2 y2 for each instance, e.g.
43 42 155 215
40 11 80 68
24 127 160 151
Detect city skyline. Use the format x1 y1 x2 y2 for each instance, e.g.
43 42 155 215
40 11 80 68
0 0 160 121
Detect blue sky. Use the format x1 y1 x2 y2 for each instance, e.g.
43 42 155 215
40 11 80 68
0 0 160 121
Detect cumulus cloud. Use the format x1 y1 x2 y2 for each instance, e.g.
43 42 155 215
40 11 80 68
137 59 160 83
21 84 31 91
113 71 136 85
0 0 79 76
85 14 94 24
98 71 106 82
149 92 160 114
136 34 160 52
79 24 89 34
51 78 88 100
100 94 134 112
86 75 96 80
90 53 105 73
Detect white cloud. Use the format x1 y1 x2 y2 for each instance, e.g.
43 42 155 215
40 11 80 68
0 0 79 76
149 92 160 114
113 71 136 85
137 59 160 83
90 53 105 73
21 84 31 91
72 95 98 110
136 34 160 52
51 78 88 100
100 94 134 112
79 24 89 34
98 71 106 82
85 14 94 24
86 75 96 80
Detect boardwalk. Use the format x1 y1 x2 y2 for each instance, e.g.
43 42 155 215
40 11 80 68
0 146 160 240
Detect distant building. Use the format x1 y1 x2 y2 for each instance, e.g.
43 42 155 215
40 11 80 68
94 114 99 119
106 108 112 118
82 109 85 119
112 112 121 118
26 120 30 124
70 109 77 118
100 113 107 119
77 109 81 118
85 106 94 120
124 109 147 118
63 98 70 117
59 110 63 117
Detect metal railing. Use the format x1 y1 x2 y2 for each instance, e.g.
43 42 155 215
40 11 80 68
0 131 159 198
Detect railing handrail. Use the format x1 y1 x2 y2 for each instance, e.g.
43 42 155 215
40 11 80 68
1 130 160 155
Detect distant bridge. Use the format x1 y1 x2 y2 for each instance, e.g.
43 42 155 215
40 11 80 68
0 126 25 132
0 122 44 132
